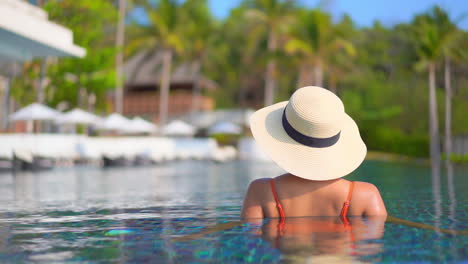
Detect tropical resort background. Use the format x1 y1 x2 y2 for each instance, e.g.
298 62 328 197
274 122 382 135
0 0 467 166
0 0 467 263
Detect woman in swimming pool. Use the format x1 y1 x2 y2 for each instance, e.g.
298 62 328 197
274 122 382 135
242 86 387 219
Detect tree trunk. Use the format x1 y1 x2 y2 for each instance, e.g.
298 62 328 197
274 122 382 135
296 64 314 88
1 76 11 130
313 59 323 87
88 93 96 113
3 63 18 131
444 56 452 159
159 49 173 128
115 0 126 114
37 58 47 103
78 87 87 109
264 30 277 106
190 60 202 114
428 63 441 163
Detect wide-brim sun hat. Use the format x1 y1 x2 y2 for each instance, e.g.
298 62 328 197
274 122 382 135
250 86 366 181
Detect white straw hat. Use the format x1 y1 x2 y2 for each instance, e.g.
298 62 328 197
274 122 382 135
250 86 366 181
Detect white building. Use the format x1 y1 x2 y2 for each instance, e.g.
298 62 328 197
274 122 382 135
0 0 86 129
0 0 85 61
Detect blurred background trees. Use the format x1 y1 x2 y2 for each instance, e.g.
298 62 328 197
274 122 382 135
8 0 468 159
179 0 215 114
44 0 117 112
11 0 117 112
243 0 296 106
126 0 186 126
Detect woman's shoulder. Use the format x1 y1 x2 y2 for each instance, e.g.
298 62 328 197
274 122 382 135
352 181 381 194
241 177 278 218
248 177 273 185
246 177 273 194
247 174 289 190
245 176 285 199
351 181 387 216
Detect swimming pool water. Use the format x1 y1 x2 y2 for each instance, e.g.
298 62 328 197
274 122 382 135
0 160 466 263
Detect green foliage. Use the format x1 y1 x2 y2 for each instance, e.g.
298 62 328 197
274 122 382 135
204 3 268 108
127 0 186 55
286 9 333 57
448 154 468 163
202 4 466 158
10 62 40 105
40 0 117 112
411 6 461 70
244 0 297 27
364 127 429 157
211 133 241 146
180 0 215 58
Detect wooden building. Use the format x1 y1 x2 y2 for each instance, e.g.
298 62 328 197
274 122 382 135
123 50 216 123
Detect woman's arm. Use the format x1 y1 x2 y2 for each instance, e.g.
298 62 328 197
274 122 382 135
241 179 265 219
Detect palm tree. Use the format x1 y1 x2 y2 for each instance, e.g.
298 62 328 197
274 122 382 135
327 15 357 95
126 0 184 127
285 9 355 90
245 0 296 106
433 9 465 160
115 0 126 114
412 6 463 163
180 0 215 114
204 3 266 108
36 0 47 104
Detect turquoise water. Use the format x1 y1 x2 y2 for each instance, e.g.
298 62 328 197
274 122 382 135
0 160 466 263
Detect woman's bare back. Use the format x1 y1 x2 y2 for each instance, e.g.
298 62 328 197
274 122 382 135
241 174 387 218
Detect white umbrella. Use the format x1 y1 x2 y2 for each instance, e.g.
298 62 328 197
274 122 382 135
56 108 101 125
98 113 132 132
208 121 242 135
162 120 195 136
10 103 61 121
123 117 157 134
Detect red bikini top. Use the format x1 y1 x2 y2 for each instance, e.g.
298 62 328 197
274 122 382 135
269 179 355 221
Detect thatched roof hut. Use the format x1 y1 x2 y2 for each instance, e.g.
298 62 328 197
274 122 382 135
124 50 217 91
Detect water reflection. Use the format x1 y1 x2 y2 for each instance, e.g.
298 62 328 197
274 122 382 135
445 161 456 222
259 216 385 263
0 162 217 212
430 161 442 234
445 161 458 261
430 160 462 260
0 161 285 216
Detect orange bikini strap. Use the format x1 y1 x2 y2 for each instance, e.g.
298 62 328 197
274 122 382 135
270 179 286 219
342 182 356 253
346 181 355 204
340 181 355 219
270 179 285 247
